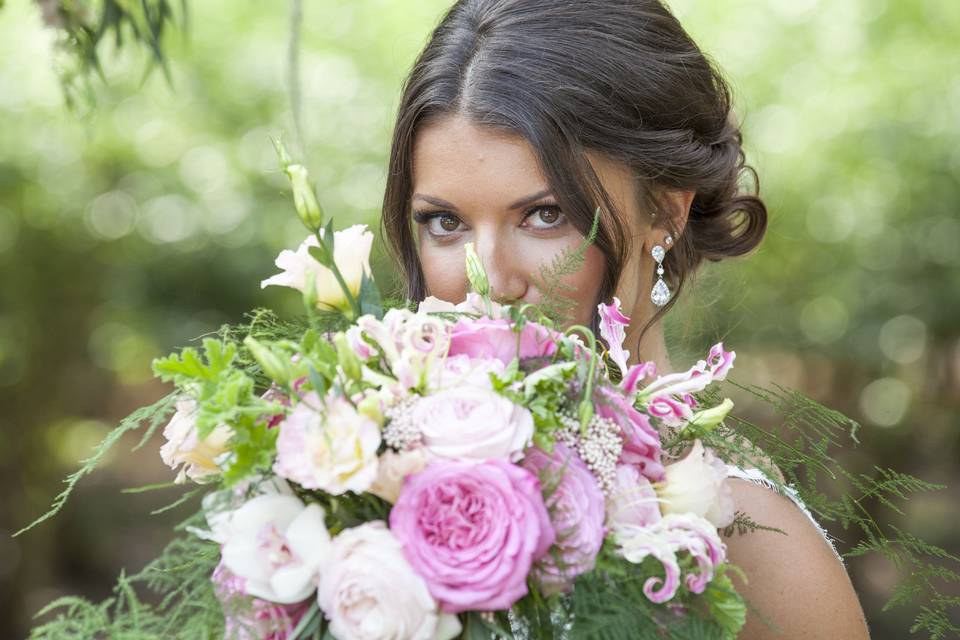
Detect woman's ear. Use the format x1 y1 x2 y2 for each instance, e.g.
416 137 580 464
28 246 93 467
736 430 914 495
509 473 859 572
651 188 694 245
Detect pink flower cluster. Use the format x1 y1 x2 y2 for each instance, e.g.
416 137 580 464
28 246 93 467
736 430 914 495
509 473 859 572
181 294 741 636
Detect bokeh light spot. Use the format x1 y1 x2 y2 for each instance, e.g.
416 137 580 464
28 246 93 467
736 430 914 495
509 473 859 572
799 295 850 344
878 314 927 364
859 377 911 428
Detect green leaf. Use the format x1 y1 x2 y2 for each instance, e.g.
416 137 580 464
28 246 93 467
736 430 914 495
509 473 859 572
357 270 383 318
703 570 748 638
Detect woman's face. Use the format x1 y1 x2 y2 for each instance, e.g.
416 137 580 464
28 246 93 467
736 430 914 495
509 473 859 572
410 115 651 328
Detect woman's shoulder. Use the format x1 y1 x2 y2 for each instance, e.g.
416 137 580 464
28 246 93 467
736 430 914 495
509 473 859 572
721 473 870 639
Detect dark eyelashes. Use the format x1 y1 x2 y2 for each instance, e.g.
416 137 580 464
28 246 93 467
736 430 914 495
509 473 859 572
411 204 563 226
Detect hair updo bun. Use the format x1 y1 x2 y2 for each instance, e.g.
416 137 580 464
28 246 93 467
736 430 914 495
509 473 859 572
381 0 768 339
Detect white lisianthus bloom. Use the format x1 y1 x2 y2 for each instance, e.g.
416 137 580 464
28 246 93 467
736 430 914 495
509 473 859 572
656 440 735 528
418 292 503 317
274 392 381 495
412 386 534 461
260 224 373 312
220 494 331 604
318 522 461 640
159 396 233 484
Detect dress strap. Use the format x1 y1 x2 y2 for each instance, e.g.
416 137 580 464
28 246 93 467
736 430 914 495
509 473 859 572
725 464 843 564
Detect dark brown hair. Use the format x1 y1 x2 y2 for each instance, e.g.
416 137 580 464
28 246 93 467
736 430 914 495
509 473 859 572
381 0 767 345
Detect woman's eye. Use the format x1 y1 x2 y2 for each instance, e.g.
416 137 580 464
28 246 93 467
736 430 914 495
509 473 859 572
414 211 463 237
523 205 565 230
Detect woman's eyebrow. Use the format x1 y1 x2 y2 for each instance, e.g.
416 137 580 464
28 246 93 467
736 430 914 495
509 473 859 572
411 188 553 211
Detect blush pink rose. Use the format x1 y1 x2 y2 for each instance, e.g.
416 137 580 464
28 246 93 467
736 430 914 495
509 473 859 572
389 459 555 613
447 317 559 365
413 386 534 462
522 444 606 595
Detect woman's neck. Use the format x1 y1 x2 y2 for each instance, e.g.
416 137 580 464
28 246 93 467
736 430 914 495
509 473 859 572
624 323 673 377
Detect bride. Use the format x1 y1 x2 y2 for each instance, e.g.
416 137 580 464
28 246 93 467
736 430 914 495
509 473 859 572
379 0 870 637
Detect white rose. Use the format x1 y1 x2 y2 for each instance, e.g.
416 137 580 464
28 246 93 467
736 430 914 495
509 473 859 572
412 386 533 461
260 224 373 312
318 522 461 640
220 493 331 604
159 396 233 484
274 392 381 495
368 449 429 504
656 440 735 527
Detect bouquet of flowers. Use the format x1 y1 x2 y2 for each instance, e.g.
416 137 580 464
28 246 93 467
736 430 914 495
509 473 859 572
22 143 959 640
148 150 747 638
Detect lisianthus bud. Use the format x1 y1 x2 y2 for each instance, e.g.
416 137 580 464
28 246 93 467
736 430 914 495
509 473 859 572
243 336 290 386
334 332 362 381
463 242 490 296
686 397 735 433
285 164 324 231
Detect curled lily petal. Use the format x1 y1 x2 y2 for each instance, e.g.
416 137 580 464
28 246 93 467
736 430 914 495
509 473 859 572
622 361 657 395
614 513 727 603
598 297 631 378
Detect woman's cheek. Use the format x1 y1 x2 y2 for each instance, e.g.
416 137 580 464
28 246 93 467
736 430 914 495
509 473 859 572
420 243 469 302
525 236 605 327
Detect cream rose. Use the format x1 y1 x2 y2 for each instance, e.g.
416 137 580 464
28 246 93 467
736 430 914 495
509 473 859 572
260 224 373 312
274 392 381 495
656 440 735 527
159 396 233 484
412 386 534 461
318 522 461 640
369 449 429 504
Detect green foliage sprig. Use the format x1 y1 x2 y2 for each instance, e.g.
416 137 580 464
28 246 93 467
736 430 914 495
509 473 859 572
27 0 185 114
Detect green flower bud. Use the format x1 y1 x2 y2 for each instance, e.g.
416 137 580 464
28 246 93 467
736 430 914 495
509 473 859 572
686 397 735 433
464 242 490 296
286 164 324 231
243 336 290 385
357 393 384 427
333 332 362 381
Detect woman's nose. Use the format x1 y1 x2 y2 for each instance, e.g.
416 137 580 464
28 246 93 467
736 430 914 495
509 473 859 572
474 232 528 303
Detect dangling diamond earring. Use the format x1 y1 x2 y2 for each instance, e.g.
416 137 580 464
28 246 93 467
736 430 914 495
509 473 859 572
650 244 671 307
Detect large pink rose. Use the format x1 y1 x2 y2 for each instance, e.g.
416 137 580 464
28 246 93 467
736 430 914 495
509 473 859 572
389 459 555 613
523 444 606 595
596 385 665 481
447 317 559 365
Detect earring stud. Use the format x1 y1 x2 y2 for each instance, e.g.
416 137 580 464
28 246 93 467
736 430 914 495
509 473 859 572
650 244 671 307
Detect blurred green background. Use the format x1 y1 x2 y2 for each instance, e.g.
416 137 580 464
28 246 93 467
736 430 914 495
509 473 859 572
1 0 958 637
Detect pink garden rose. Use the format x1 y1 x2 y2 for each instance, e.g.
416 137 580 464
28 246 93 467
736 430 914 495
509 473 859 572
389 459 555 613
212 560 309 640
522 444 606 595
596 385 665 481
447 317 559 365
